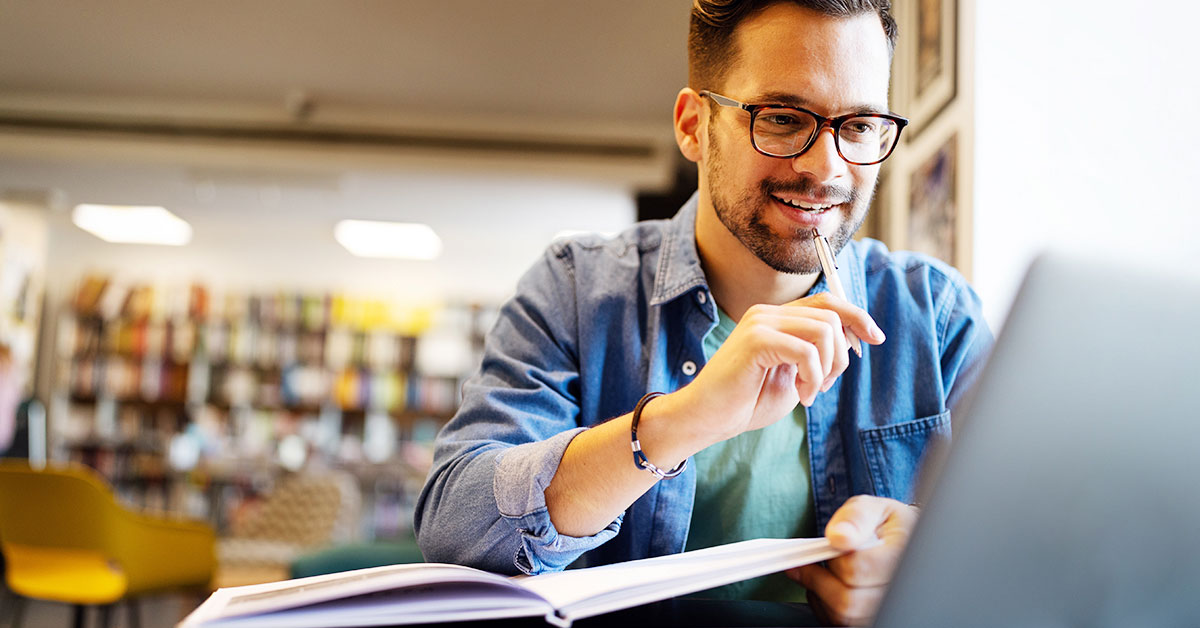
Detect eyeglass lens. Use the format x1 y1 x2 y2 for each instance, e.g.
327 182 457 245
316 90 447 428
752 108 899 164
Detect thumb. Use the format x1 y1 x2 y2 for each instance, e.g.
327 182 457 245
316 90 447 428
825 519 874 551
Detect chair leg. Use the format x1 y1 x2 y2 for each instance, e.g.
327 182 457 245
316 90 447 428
72 605 85 628
126 598 141 628
97 604 114 628
2 595 27 628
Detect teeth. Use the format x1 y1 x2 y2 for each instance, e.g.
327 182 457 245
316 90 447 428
778 197 834 211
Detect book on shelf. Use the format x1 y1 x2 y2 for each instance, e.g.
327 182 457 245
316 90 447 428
179 537 840 628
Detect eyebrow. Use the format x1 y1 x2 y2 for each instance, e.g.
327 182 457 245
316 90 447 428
750 91 891 116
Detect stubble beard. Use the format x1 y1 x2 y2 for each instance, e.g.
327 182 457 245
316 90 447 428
706 131 874 275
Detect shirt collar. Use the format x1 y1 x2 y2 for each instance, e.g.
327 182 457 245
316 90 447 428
650 192 709 307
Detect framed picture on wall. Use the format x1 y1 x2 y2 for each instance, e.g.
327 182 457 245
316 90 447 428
906 133 958 267
894 0 957 137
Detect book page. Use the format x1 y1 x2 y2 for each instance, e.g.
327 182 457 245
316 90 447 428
179 563 542 627
180 538 844 628
518 537 840 622
192 582 552 628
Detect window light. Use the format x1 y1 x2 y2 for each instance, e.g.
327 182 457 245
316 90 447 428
72 204 193 246
334 220 442 260
553 230 617 241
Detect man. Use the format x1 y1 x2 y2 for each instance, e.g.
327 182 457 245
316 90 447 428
416 0 991 624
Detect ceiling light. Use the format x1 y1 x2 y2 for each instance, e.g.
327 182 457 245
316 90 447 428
334 220 442 260
72 204 193 246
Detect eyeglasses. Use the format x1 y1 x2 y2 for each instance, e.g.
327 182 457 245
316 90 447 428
699 90 909 166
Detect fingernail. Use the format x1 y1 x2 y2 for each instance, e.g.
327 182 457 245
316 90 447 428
821 377 835 392
871 322 886 341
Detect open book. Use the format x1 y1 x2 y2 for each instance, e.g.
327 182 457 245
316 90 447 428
180 537 840 628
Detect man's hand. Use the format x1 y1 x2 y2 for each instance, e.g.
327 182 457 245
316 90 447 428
546 294 883 538
674 293 885 447
786 496 918 626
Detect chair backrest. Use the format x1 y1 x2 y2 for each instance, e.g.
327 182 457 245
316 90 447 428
235 472 361 548
0 460 216 600
0 460 119 554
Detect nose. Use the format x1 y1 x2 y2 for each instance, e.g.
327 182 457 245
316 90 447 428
790 127 847 183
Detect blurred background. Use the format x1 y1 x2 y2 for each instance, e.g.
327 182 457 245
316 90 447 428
1 0 1198 625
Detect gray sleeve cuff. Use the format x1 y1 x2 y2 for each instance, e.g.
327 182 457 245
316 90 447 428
493 427 624 574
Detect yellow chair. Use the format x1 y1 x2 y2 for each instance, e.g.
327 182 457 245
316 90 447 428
0 460 216 627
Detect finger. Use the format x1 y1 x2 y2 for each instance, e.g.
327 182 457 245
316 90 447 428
825 497 918 588
789 339 824 407
805 591 836 627
828 495 918 549
761 362 800 407
748 310 844 374
790 308 849 384
825 495 896 550
783 314 839 382
825 541 905 589
788 563 883 626
740 326 825 405
749 310 848 391
792 293 886 345
734 309 852 404
819 318 850 391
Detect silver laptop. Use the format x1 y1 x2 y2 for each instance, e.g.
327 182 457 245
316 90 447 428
874 252 1200 627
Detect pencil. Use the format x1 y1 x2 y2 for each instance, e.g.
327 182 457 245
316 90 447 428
811 229 863 358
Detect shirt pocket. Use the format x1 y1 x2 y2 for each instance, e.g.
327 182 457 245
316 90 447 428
858 411 951 502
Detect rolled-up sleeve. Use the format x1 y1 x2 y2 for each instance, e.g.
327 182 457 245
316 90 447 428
414 244 622 575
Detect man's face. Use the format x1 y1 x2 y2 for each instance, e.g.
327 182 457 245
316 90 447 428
702 3 893 274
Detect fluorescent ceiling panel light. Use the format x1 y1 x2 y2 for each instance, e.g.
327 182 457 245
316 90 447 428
72 204 193 246
334 220 442 260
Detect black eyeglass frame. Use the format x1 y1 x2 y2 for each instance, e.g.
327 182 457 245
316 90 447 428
699 90 909 166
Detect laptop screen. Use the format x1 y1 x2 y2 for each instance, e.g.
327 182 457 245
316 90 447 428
875 253 1200 627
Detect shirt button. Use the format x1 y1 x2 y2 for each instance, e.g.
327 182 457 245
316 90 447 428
697 291 708 305
681 360 697 376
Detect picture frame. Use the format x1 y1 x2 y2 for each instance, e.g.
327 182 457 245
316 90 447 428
893 0 958 138
906 132 958 267
874 0 973 280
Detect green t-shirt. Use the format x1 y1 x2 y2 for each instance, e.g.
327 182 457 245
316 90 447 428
685 307 817 602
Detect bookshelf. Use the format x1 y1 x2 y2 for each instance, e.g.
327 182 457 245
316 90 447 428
49 275 494 541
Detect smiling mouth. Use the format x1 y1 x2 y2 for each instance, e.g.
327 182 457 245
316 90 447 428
772 195 838 214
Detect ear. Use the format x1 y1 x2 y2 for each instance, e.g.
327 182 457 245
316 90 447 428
673 88 705 164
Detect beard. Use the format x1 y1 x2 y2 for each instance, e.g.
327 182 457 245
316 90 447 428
705 131 874 275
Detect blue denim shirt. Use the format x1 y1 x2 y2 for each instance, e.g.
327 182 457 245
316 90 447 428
415 194 992 576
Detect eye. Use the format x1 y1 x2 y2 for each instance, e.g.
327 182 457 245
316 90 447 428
843 119 881 135
761 113 802 127
754 108 814 135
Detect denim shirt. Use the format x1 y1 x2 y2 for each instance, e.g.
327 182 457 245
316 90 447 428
415 194 993 576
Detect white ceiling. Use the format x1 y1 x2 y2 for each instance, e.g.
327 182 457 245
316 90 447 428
0 0 690 125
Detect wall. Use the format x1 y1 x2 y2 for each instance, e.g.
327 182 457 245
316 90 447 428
973 2 1200 327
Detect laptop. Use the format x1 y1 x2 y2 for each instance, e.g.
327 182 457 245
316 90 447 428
873 252 1200 627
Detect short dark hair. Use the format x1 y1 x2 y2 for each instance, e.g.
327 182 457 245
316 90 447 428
688 0 898 92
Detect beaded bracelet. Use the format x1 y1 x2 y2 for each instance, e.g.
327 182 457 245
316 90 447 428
630 391 688 479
